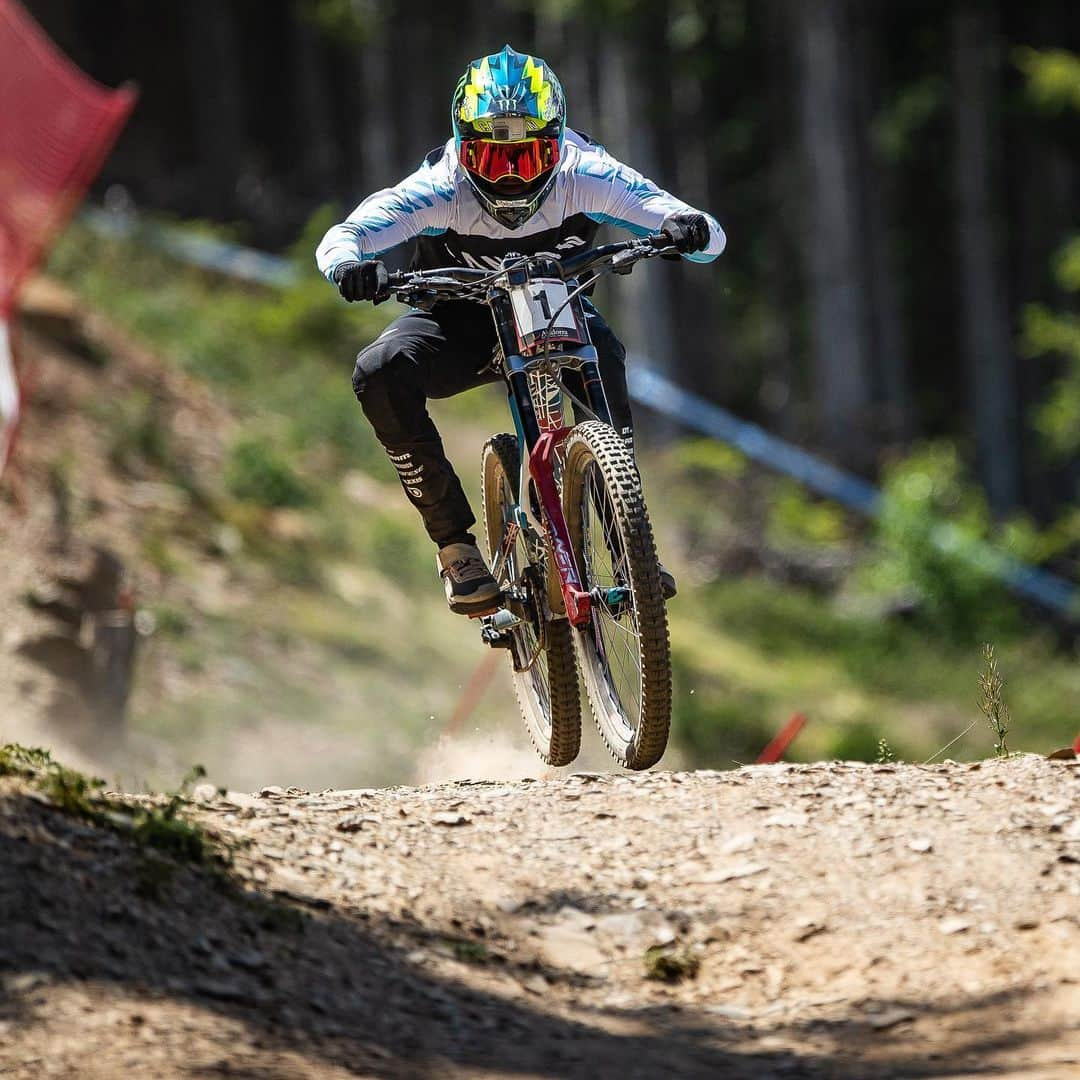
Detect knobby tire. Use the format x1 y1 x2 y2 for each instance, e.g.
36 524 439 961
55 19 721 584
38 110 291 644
481 434 581 766
562 421 671 770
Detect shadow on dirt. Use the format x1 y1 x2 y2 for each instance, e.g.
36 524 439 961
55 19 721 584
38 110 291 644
0 790 1054 1078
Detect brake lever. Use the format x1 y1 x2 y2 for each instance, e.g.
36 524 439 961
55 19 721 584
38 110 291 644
610 243 661 274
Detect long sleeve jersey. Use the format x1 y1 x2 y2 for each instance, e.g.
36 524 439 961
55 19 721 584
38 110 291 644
316 129 725 281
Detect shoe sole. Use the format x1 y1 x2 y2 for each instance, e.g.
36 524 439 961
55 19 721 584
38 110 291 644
448 590 505 617
465 601 505 619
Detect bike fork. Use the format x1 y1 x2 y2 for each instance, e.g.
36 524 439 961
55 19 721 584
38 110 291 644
529 429 592 628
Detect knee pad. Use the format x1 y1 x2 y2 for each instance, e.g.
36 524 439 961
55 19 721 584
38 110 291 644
352 340 409 402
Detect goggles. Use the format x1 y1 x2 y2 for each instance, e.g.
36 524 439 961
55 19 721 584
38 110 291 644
461 136 560 185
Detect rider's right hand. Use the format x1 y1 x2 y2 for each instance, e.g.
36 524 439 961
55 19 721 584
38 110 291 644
334 260 390 304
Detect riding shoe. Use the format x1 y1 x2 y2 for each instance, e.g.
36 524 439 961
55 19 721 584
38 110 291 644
437 542 503 615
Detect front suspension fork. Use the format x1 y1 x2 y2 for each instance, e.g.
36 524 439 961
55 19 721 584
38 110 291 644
528 428 592 627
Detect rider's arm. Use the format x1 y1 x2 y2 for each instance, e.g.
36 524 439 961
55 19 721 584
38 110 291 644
315 153 454 283
571 144 725 263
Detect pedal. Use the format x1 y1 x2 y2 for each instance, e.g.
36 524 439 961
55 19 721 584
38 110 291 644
476 606 521 627
481 626 514 649
478 607 522 649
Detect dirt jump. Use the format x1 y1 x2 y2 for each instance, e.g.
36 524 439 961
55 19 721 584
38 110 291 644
2 753 1078 1078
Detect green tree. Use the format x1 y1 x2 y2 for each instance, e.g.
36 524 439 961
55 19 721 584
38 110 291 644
1017 48 1080 467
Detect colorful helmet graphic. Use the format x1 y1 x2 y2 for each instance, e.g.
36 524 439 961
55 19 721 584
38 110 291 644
451 45 566 229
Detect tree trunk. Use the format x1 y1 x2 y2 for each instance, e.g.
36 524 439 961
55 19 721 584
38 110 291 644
360 13 397 193
853 0 911 443
597 31 676 384
760 0 801 438
181 0 251 218
669 8 726 399
952 4 1021 512
792 0 874 465
290 5 340 197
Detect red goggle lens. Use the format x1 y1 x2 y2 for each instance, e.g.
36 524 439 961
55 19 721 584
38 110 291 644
461 138 560 184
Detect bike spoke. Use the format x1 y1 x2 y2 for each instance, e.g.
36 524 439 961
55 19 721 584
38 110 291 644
501 477 553 730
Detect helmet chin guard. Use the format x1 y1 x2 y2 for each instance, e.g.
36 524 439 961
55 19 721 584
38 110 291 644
470 164 561 230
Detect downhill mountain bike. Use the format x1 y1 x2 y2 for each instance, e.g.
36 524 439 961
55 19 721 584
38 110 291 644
387 235 675 770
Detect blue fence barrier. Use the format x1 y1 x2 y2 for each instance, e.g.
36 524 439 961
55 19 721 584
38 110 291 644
81 208 1078 619
627 365 1077 618
82 207 298 288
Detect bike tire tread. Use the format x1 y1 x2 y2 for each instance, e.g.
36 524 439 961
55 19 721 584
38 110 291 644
482 434 581 767
563 421 671 770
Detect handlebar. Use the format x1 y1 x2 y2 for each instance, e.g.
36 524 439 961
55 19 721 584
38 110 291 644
558 232 673 278
385 233 677 302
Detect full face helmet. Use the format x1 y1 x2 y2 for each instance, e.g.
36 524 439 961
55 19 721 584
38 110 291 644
451 45 566 229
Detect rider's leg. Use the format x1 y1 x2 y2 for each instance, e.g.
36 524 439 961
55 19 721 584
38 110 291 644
352 305 504 612
578 302 633 438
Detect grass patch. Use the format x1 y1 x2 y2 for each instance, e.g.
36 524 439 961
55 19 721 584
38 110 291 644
450 939 491 965
667 576 1078 765
1 745 224 871
0 744 54 775
978 643 1012 757
644 945 700 983
47 214 390 480
875 737 897 764
225 434 313 508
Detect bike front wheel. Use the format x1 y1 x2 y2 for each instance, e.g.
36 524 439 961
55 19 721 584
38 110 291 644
561 421 671 770
481 434 581 767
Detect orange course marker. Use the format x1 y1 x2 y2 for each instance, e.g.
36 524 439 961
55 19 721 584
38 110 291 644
756 713 808 764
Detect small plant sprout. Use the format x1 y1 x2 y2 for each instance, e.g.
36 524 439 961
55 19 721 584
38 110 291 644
876 738 896 764
644 945 700 983
978 643 1011 757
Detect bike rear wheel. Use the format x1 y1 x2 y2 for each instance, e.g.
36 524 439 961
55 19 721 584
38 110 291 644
561 421 671 770
481 434 581 766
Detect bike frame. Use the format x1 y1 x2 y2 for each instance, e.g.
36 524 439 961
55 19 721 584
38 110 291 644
487 272 612 629
387 237 670 634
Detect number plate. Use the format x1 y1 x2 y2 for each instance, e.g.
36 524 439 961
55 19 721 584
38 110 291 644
508 279 585 355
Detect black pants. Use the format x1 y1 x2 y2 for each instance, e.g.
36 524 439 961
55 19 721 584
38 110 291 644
352 300 633 548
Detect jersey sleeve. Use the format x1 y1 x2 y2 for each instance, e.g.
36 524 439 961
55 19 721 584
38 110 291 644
571 146 726 264
315 157 453 283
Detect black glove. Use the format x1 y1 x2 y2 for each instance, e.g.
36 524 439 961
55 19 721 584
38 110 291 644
334 260 390 304
661 212 710 256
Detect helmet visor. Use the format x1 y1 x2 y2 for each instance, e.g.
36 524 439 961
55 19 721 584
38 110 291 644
461 137 560 185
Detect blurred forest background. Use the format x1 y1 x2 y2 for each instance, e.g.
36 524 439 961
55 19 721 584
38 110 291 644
27 0 1080 515
7 0 1079 788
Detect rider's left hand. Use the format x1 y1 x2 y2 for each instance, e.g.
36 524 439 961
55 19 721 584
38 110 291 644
661 213 710 255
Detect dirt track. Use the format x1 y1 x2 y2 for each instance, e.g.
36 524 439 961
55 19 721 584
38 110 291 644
1 755 1078 1078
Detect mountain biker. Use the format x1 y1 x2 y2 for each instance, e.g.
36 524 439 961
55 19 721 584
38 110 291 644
316 45 725 615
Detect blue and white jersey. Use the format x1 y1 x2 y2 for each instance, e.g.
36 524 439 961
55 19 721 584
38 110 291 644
316 129 725 281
